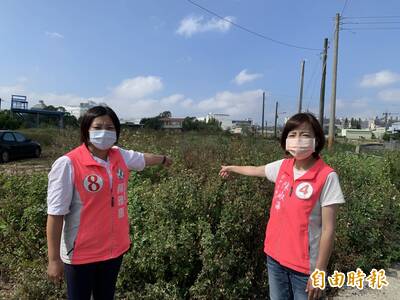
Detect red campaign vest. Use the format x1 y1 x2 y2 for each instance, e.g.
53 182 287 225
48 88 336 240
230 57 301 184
66 144 130 264
264 157 333 274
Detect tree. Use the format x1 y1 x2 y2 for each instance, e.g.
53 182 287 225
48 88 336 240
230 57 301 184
356 118 362 129
205 117 222 132
350 118 356 129
0 110 22 129
344 118 349 129
159 111 172 118
182 117 200 131
63 112 79 128
182 117 222 132
140 117 163 130
45 105 58 111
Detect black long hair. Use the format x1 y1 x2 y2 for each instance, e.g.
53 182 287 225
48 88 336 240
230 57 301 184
80 106 121 145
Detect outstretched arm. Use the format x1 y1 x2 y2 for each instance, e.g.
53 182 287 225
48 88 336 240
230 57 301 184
144 153 172 167
219 165 266 178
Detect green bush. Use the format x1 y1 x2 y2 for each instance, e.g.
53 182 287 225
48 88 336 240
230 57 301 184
1 130 399 299
0 111 22 130
324 153 400 272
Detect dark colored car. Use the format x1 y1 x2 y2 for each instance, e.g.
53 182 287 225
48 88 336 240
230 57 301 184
0 130 41 163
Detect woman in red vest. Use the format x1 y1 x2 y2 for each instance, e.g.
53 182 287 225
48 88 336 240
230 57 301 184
46 106 172 300
219 113 345 300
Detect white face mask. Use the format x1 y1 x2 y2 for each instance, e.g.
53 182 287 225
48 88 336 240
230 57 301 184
89 130 116 150
286 137 316 160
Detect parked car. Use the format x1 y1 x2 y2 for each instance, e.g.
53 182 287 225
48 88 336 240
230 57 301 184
0 130 41 163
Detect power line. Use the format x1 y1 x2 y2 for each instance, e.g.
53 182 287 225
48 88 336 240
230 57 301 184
343 15 400 19
307 61 323 111
303 57 320 106
186 0 321 51
267 92 315 101
341 0 350 16
342 21 400 25
342 27 400 31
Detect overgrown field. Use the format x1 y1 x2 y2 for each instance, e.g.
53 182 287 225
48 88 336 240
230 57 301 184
1 129 400 299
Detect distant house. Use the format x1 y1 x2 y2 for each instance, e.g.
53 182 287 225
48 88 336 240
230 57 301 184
159 117 185 130
232 119 252 128
120 118 143 129
389 122 400 133
341 129 372 140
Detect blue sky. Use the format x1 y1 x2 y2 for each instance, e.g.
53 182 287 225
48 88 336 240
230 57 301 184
0 0 399 124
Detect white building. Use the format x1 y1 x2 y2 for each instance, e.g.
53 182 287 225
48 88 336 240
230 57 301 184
62 100 107 120
372 127 386 139
341 129 372 140
206 113 232 130
389 122 400 133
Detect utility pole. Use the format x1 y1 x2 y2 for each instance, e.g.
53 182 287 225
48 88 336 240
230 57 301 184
0 98 2 110
274 101 278 138
298 60 305 113
319 38 328 127
262 92 265 137
383 112 389 131
328 13 340 151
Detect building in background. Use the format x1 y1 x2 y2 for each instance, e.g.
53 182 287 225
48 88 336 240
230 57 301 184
388 122 400 133
232 119 252 129
159 117 185 130
61 100 107 120
341 129 373 140
206 113 232 130
372 127 386 139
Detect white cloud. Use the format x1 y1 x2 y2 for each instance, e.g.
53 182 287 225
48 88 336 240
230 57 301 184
0 83 85 109
196 89 263 118
181 98 194 108
45 31 64 39
233 69 263 85
29 92 86 106
111 76 163 100
0 83 26 99
360 70 400 88
176 15 234 37
160 94 185 105
0 77 266 122
335 97 389 119
17 76 28 83
337 98 370 110
378 88 400 102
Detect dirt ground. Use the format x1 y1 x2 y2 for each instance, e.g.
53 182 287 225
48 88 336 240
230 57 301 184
0 155 52 174
333 263 400 299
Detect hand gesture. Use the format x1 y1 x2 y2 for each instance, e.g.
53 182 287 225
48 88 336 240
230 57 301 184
219 166 233 178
